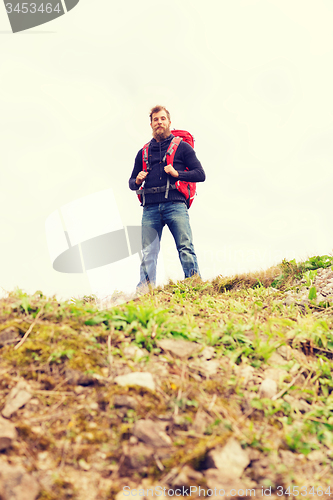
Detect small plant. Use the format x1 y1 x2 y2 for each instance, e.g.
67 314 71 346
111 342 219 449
303 269 317 287
308 286 317 301
48 349 76 364
284 427 320 455
303 255 333 270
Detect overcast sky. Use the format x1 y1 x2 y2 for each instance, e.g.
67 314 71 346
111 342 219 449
1 0 333 300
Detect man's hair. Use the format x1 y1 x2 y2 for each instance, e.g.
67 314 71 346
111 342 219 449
149 105 171 123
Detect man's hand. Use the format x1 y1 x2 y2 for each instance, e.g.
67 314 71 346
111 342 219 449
164 165 179 178
136 171 149 185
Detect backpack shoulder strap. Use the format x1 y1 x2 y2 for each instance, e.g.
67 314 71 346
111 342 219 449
163 136 183 199
142 141 151 172
163 136 182 165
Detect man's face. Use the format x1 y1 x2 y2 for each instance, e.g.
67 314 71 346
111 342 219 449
150 110 171 141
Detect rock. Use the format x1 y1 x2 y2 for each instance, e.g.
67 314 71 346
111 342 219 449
2 380 32 418
172 465 203 488
65 368 95 386
123 345 146 359
267 352 285 366
249 457 274 483
0 416 17 450
239 365 255 385
123 443 154 469
263 368 287 383
198 360 219 376
199 346 215 360
285 294 296 306
114 372 155 391
279 450 296 467
307 450 326 462
78 458 91 471
132 419 172 447
193 410 213 434
206 438 250 479
259 378 277 399
0 461 40 500
276 345 291 360
0 327 20 346
248 448 261 461
284 395 311 412
204 468 247 493
114 395 138 409
156 339 200 358
152 361 169 377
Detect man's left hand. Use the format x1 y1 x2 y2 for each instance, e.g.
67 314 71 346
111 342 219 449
164 165 179 178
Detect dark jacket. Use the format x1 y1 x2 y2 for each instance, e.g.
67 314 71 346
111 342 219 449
129 134 206 205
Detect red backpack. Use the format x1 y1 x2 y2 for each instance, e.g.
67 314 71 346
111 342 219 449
136 130 197 208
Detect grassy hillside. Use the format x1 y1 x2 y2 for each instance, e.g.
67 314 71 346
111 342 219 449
1 256 333 499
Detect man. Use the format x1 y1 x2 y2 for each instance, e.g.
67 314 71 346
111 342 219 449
129 105 206 291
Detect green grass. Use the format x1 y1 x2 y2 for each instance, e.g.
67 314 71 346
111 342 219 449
2 255 333 497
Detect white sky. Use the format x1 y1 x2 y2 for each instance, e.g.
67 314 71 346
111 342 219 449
1 0 333 300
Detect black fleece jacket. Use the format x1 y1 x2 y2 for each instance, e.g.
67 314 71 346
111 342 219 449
129 134 206 205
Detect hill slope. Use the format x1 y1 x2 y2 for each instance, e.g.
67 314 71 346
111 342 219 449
1 257 333 499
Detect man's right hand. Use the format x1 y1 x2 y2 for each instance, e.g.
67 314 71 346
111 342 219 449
135 171 149 185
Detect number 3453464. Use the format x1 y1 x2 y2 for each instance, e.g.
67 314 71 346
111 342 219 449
5 3 62 13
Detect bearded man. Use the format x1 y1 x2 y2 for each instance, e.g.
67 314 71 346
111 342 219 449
129 105 206 292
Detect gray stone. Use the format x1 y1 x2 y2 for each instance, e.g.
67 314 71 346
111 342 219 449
172 465 203 488
276 345 291 360
284 395 311 412
0 327 20 346
267 352 285 366
156 339 200 358
114 372 155 391
193 410 213 434
65 368 95 386
198 360 219 376
123 443 154 469
206 438 250 479
199 346 215 360
285 295 296 306
132 419 172 447
264 368 287 383
0 416 17 451
123 345 146 359
204 469 246 494
307 450 326 462
239 365 255 385
114 395 137 409
2 380 32 418
0 461 40 500
259 378 277 399
279 450 296 467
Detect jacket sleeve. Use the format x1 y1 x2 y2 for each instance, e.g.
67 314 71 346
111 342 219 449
129 150 143 191
176 142 206 183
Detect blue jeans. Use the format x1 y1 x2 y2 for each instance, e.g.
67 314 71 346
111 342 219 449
138 201 201 287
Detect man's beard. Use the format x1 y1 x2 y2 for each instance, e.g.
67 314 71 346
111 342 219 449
152 125 171 141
